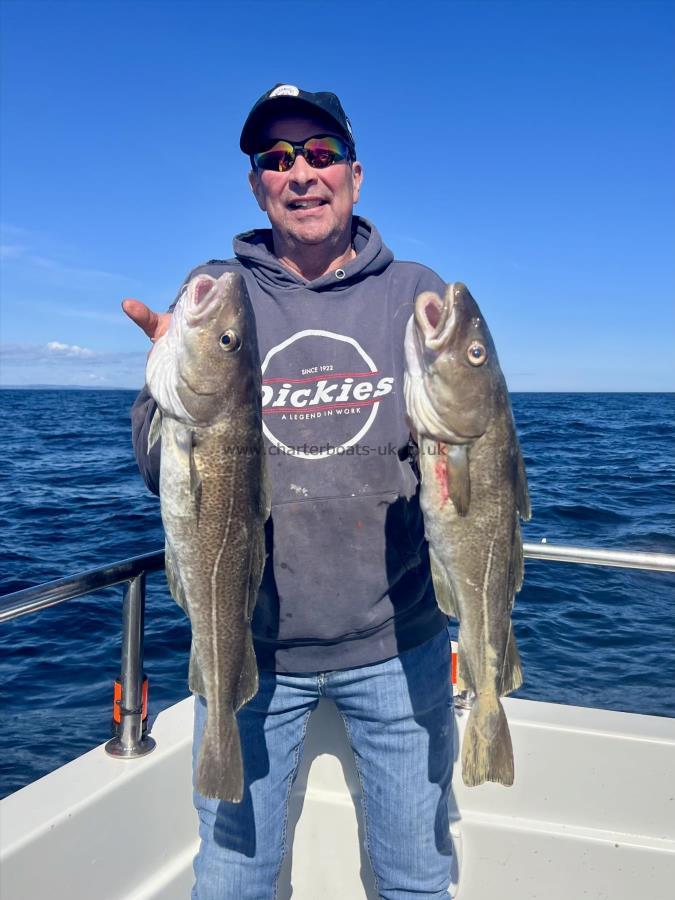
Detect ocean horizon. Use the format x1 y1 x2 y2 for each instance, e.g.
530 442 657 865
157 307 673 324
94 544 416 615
2 385 674 393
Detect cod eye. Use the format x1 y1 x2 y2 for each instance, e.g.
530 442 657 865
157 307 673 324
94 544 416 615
219 330 241 352
467 341 487 366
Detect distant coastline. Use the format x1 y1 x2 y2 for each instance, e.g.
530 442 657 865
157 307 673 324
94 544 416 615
1 385 672 395
0 384 142 391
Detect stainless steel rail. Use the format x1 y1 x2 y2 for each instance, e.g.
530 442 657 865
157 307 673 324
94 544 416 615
105 572 156 759
522 543 675 572
2 544 671 627
0 550 165 759
0 550 166 623
0 542 673 760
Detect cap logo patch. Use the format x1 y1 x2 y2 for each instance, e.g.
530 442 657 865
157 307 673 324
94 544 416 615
269 84 300 98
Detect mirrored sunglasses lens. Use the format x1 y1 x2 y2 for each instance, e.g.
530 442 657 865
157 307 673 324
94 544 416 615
254 141 295 171
304 137 348 168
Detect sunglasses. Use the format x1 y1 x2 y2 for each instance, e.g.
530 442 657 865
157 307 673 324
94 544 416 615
252 135 352 173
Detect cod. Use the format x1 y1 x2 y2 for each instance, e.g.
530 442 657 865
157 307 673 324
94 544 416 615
146 271 269 802
404 283 530 787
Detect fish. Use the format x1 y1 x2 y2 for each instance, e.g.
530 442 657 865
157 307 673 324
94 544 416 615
145 271 269 801
404 282 531 787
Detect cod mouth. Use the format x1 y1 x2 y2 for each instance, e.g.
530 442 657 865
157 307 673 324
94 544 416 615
414 284 457 353
184 273 242 327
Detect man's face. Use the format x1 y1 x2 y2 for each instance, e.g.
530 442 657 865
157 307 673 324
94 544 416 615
248 115 363 252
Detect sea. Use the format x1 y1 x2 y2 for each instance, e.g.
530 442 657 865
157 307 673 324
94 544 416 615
0 389 673 799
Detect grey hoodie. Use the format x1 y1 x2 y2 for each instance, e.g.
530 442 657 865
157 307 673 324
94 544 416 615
131 217 448 673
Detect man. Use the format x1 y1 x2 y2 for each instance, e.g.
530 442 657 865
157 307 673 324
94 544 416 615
125 84 454 900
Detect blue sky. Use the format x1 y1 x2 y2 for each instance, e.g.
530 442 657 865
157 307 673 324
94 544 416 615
1 0 673 390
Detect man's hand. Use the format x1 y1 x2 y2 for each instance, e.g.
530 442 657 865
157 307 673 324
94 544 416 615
122 298 172 343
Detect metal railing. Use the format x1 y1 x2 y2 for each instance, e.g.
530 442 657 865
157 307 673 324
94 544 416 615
0 550 165 759
521 542 675 572
0 550 165 622
0 543 673 758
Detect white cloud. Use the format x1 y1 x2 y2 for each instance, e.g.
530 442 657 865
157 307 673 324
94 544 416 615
0 342 148 389
46 341 95 357
1 342 144 368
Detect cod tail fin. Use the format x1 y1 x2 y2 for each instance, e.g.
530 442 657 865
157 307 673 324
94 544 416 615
195 710 244 803
461 694 514 787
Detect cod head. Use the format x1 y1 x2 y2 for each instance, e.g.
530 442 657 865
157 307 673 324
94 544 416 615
404 282 506 444
146 272 261 426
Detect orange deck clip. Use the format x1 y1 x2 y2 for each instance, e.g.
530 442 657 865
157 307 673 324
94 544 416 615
112 676 149 725
450 640 458 690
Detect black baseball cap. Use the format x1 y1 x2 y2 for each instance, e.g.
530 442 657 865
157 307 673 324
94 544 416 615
240 84 355 155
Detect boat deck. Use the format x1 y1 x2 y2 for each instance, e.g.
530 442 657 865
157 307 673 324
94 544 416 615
2 694 674 899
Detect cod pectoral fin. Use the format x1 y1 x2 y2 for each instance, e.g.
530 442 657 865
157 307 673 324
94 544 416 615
445 444 471 517
172 425 203 511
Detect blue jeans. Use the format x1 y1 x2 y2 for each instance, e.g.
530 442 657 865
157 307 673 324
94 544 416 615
191 627 454 899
